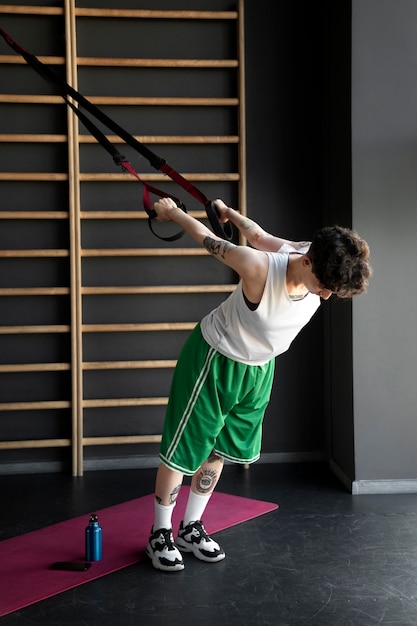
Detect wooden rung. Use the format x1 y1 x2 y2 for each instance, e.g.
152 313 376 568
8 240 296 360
0 172 238 182
0 131 236 146
80 248 208 257
0 211 69 218
83 360 177 370
0 439 71 450
82 322 196 333
77 57 238 68
0 134 68 143
78 173 239 182
78 135 239 144
79 210 207 219
0 5 63 15
0 55 65 65
83 435 162 446
0 287 70 296
74 9 237 19
0 284 234 297
0 363 71 373
0 95 238 106
78 211 150 219
0 173 68 181
81 284 234 295
83 397 168 408
88 96 239 106
0 400 71 411
0 249 69 258
0 95 64 104
0 325 70 335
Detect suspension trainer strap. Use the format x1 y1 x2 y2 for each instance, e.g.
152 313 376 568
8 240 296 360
64 98 186 242
0 27 234 241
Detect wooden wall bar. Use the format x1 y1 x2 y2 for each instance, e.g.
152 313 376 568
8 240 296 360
0 1 245 476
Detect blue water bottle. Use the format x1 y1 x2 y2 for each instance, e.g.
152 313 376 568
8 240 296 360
85 513 102 561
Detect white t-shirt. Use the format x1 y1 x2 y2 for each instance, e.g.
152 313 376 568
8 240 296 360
200 243 321 366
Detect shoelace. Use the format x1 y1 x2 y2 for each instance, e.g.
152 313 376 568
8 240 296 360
159 529 175 549
191 520 210 541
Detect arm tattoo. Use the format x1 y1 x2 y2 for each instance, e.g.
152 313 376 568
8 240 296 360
203 236 235 259
240 218 253 231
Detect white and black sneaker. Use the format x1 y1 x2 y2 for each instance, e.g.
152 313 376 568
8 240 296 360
146 527 184 572
176 520 225 563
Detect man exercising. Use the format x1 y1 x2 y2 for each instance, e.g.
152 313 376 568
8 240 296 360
146 197 372 571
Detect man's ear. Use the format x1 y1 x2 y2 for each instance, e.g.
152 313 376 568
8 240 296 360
302 256 312 267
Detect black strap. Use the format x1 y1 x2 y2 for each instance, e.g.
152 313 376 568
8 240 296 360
0 27 234 242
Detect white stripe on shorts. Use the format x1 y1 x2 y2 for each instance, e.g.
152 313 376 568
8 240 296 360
165 345 217 463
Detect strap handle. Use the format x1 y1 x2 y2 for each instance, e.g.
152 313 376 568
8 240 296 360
205 202 234 240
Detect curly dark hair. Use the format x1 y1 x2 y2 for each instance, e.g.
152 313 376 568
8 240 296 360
307 225 372 298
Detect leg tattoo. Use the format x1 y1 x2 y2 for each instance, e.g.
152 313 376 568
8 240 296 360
196 467 217 494
196 454 224 494
169 484 181 505
155 483 181 506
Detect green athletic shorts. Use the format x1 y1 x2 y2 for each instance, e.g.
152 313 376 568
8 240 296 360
160 323 275 476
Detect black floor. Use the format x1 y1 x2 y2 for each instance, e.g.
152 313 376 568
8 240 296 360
2 462 417 625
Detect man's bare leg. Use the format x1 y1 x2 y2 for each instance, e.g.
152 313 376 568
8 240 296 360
146 463 185 572
155 462 183 506
176 453 226 563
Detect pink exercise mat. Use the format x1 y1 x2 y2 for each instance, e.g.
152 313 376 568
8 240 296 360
0 487 278 617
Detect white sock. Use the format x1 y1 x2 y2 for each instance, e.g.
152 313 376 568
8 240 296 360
183 491 212 526
154 500 175 531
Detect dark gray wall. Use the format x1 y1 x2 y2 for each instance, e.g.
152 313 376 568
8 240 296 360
319 2 356 481
245 1 328 459
349 0 417 490
249 0 417 493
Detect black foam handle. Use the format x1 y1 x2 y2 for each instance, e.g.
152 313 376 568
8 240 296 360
147 203 187 241
205 202 234 241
